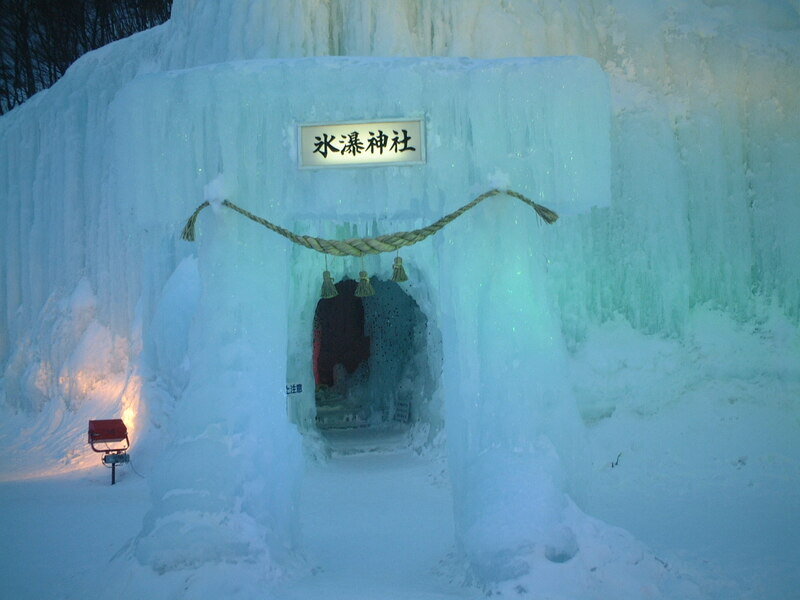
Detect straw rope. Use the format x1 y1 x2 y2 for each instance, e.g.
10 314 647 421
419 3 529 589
181 188 558 255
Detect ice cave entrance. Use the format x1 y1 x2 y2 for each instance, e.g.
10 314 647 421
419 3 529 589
312 277 426 431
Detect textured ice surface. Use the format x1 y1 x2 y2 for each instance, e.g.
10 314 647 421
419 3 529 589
1 0 798 597
108 53 610 571
3 0 798 377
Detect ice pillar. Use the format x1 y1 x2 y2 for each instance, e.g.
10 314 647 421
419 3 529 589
440 197 584 579
134 210 302 571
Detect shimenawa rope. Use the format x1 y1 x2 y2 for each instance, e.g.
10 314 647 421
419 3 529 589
181 188 558 255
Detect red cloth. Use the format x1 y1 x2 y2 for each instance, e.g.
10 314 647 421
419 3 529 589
313 279 370 387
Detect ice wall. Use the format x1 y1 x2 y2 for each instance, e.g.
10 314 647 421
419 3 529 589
0 29 171 480
159 0 800 337
3 0 797 418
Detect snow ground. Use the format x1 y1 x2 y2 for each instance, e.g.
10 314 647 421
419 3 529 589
0 463 150 599
1 409 798 600
0 428 482 600
271 429 481 600
2 310 799 599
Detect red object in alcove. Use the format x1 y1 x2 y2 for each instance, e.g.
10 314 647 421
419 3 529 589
313 279 371 387
313 326 322 385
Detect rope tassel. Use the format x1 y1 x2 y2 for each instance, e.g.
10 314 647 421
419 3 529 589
354 271 375 297
320 270 338 299
532 202 559 224
392 256 409 283
180 201 211 241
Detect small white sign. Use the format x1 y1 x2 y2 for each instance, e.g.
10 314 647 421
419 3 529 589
286 383 303 395
299 119 425 168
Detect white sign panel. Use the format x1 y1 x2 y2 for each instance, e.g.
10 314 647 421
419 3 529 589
299 119 425 168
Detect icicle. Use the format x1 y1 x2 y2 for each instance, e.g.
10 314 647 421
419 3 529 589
392 256 409 282
355 270 375 297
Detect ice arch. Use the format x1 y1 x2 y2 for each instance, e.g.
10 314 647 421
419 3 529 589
115 55 610 579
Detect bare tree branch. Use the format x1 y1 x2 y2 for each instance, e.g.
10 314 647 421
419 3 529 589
0 0 171 115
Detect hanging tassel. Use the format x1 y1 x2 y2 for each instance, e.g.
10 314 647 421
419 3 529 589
391 256 409 282
320 270 338 299
354 270 375 297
